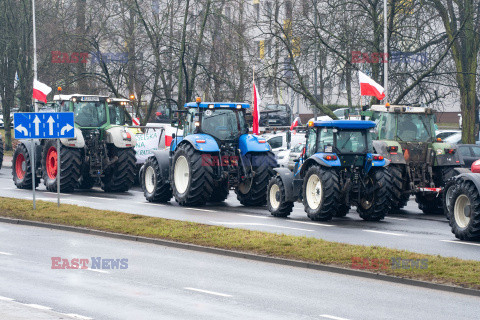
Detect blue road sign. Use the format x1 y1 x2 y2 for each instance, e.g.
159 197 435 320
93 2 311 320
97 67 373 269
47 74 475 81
14 112 75 140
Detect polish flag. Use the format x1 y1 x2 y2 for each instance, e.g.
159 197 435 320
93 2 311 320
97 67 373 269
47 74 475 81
32 79 52 103
359 71 385 100
290 116 300 130
252 81 261 135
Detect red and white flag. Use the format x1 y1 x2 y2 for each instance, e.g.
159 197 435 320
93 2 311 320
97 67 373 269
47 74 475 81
252 81 261 135
32 79 52 103
359 71 385 100
290 116 300 130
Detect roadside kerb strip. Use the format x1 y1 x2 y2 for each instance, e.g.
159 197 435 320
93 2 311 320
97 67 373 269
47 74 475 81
0 216 479 298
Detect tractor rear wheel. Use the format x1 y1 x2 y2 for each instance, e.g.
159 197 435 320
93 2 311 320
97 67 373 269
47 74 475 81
78 166 96 190
335 204 350 217
142 156 172 202
209 180 229 202
418 166 458 214
236 152 276 206
267 176 294 217
303 165 340 221
389 164 409 211
102 148 136 192
12 143 39 189
172 144 214 206
357 168 391 221
42 140 82 192
448 180 480 241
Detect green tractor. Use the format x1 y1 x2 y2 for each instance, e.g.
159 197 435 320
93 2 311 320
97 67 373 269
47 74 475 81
366 104 463 214
12 94 137 192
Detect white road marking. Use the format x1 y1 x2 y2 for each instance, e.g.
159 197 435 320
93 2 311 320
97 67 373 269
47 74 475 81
0 296 14 301
0 251 13 255
184 287 232 297
363 230 405 236
139 202 164 206
440 240 480 247
86 196 115 201
86 268 109 274
62 313 93 320
238 214 270 219
188 208 216 213
288 220 334 227
320 315 351 320
24 304 52 310
209 221 314 232
385 217 407 221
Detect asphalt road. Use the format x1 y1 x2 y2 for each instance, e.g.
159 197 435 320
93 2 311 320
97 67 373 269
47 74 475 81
1 223 479 320
1 166 480 261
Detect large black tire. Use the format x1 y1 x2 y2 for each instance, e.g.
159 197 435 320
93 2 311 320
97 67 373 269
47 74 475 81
102 148 136 192
0 136 3 169
357 168 391 221
447 179 480 241
302 166 340 221
335 204 350 217
142 156 172 202
41 140 82 192
267 176 294 217
443 177 458 219
78 165 96 190
209 180 229 202
171 143 214 206
236 152 276 206
389 164 409 211
12 143 39 189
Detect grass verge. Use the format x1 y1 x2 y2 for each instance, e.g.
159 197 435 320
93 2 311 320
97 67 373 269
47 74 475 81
1 196 479 289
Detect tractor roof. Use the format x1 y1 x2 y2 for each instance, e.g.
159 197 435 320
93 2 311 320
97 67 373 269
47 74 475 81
312 120 376 129
370 104 434 114
53 94 108 101
109 98 130 102
184 102 250 109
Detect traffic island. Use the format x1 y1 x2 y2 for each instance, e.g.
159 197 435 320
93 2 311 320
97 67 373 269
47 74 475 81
0 196 480 292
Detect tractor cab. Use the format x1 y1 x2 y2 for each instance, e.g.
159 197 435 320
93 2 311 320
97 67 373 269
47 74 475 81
52 94 110 130
107 98 129 126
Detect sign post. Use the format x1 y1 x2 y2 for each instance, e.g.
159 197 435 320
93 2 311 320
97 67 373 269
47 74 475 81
14 112 75 209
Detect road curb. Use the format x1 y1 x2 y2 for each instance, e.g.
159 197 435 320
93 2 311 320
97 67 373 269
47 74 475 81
1 216 479 297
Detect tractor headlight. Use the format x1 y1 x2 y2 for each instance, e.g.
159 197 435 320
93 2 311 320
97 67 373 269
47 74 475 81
436 149 443 155
122 131 132 141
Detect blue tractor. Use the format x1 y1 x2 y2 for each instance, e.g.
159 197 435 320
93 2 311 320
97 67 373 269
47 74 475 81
267 120 392 221
141 100 276 206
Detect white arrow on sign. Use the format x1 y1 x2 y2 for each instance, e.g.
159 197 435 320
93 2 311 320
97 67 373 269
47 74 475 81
33 115 41 136
61 123 73 135
15 124 28 136
47 116 55 136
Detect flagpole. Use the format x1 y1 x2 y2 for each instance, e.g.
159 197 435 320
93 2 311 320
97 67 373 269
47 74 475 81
32 0 38 112
383 0 388 103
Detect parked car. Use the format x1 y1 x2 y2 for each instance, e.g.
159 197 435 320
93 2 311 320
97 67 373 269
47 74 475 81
264 132 304 168
444 132 462 144
259 104 292 126
287 142 305 170
436 129 461 140
457 144 480 168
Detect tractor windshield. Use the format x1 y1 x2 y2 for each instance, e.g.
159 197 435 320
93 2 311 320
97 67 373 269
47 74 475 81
376 112 435 142
108 104 126 125
316 128 373 154
201 109 246 140
74 101 107 127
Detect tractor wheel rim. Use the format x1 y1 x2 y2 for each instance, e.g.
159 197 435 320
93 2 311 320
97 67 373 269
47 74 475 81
145 166 156 194
454 194 471 228
15 153 26 180
445 186 455 210
306 174 322 210
238 178 253 194
269 183 280 209
174 156 189 194
46 146 58 180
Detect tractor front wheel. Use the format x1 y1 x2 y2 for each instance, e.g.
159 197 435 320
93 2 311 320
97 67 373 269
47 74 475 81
13 143 39 189
302 166 340 221
42 140 82 192
267 176 293 217
102 148 136 192
172 144 214 206
447 180 480 241
142 156 172 202
357 168 391 221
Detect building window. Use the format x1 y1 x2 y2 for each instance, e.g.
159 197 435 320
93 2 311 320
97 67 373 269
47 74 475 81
285 1 292 21
254 1 260 20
